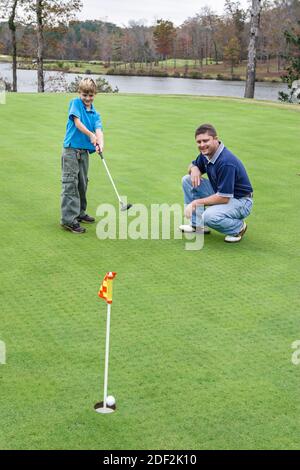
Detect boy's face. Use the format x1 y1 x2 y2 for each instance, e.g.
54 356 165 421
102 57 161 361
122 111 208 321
80 91 95 108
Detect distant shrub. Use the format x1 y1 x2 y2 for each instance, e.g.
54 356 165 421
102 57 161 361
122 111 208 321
149 70 169 77
85 69 92 74
0 76 12 91
278 91 290 102
45 72 68 92
107 68 169 78
204 74 212 79
172 71 181 78
57 62 64 69
216 73 226 80
231 75 242 81
67 75 118 93
188 71 203 79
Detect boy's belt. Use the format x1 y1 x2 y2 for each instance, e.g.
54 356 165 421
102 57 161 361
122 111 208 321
76 149 89 159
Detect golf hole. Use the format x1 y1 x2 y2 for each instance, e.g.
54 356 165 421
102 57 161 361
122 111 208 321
94 401 116 414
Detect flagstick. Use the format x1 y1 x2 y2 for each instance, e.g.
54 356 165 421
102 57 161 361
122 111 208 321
103 302 111 409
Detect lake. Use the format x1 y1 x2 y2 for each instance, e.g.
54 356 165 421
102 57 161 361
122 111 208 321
0 62 288 101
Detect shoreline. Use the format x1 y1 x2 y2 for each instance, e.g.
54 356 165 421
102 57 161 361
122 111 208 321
15 65 283 84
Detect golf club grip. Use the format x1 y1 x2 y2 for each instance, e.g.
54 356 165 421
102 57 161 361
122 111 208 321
98 148 104 159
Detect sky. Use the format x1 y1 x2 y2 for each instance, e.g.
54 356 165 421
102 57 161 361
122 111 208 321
78 0 250 26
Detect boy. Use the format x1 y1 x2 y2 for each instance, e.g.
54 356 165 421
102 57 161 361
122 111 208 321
61 78 104 234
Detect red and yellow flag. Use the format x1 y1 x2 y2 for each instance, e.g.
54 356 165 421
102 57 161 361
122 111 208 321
98 272 117 304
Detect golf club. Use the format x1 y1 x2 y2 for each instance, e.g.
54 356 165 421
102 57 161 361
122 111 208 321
97 146 133 211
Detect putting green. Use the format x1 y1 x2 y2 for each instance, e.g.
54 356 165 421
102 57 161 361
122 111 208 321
0 93 299 450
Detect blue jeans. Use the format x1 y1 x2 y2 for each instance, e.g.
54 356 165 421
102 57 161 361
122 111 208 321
182 175 253 235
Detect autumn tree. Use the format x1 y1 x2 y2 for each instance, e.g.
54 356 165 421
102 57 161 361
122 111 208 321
224 0 247 60
153 19 176 61
224 36 241 75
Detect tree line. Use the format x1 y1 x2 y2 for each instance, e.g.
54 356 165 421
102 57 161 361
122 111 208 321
0 0 299 100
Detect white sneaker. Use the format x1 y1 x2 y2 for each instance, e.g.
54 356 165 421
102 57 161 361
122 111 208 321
179 224 211 234
224 222 247 243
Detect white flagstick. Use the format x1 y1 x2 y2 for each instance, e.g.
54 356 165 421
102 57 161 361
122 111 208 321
95 272 116 414
103 302 111 409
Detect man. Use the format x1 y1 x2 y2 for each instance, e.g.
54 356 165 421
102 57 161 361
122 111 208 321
179 124 253 243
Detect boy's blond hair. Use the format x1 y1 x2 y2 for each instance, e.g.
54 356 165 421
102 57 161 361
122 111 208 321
78 78 97 94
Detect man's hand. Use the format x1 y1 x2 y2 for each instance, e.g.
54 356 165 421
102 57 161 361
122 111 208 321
190 166 201 187
184 202 196 219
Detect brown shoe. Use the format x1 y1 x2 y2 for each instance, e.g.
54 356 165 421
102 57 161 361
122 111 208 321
61 222 86 234
224 222 247 243
78 214 95 224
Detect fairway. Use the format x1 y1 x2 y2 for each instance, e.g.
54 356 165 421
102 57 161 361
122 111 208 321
0 93 300 450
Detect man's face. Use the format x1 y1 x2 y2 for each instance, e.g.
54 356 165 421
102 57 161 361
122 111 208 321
80 91 95 108
195 133 219 157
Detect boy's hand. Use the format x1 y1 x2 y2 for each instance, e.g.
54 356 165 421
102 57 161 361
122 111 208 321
90 133 97 147
96 138 104 154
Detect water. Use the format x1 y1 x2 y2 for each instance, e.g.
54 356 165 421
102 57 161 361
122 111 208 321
0 62 288 101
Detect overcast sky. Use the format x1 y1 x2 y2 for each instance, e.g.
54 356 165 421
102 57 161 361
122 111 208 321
78 0 250 26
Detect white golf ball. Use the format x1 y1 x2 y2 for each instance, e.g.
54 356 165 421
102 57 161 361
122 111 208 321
106 395 116 407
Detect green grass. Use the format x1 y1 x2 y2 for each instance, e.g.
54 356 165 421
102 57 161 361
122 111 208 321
0 93 300 450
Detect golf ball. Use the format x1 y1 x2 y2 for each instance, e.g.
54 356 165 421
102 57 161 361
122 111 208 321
106 395 116 407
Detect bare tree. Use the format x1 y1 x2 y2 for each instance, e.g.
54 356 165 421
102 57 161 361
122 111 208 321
244 0 262 98
23 0 82 92
35 0 44 92
0 0 19 92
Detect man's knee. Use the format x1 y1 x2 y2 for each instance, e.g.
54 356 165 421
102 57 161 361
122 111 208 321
182 174 192 188
203 209 224 227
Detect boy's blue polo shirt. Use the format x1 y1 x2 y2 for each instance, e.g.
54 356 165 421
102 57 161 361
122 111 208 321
63 98 103 153
192 142 253 199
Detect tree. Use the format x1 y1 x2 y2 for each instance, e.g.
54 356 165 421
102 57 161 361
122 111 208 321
224 36 241 75
201 7 222 65
23 0 82 92
224 0 247 60
0 0 19 92
153 19 176 60
244 0 262 98
279 22 300 103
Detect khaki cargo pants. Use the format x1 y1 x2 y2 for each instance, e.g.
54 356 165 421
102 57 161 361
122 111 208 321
61 148 90 225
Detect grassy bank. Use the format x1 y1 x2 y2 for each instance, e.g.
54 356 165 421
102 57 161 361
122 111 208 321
0 55 285 82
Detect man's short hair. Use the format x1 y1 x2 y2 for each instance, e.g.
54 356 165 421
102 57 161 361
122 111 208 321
78 78 97 95
195 124 217 138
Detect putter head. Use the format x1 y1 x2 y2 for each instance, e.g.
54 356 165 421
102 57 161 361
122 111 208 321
121 203 133 211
